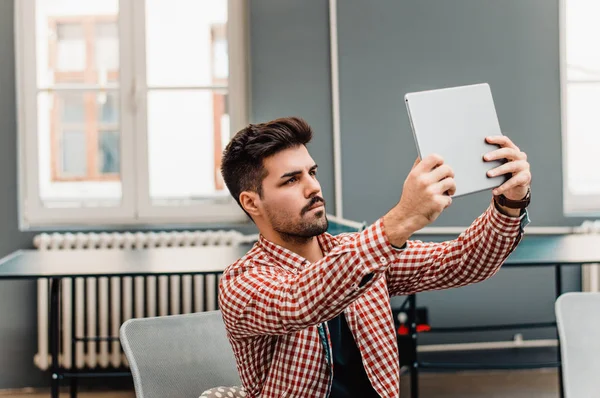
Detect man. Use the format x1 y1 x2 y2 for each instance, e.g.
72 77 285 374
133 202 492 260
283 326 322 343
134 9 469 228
218 117 531 397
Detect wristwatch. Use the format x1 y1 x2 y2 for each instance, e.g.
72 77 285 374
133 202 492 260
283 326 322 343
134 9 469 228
495 188 531 209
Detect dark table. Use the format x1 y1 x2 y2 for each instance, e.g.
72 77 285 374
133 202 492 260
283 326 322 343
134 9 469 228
0 246 250 398
405 234 600 398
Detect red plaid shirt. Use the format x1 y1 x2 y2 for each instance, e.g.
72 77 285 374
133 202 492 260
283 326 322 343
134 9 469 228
219 202 524 397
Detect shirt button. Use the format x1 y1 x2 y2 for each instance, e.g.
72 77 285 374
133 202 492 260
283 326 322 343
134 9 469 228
379 256 387 265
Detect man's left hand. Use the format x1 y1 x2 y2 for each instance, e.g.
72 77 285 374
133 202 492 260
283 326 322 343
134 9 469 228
483 135 531 201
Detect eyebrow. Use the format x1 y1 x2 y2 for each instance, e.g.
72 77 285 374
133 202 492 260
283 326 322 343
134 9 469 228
280 164 318 179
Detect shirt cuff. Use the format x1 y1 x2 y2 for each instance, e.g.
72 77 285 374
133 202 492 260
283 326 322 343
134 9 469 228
355 218 398 273
391 242 407 251
488 200 527 238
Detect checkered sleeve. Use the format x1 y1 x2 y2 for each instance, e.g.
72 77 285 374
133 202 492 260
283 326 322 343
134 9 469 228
385 201 524 296
219 222 395 339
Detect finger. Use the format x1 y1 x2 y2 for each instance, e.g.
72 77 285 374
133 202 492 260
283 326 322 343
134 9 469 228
428 164 454 183
418 154 444 172
444 196 453 209
411 157 421 169
485 135 519 150
432 177 456 195
484 148 525 162
494 172 531 195
437 195 453 210
487 160 528 178
447 185 457 196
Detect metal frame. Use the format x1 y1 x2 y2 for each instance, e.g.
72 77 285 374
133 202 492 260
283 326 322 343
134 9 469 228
406 262 576 398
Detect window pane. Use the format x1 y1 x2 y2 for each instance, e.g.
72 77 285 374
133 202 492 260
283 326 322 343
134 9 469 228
147 90 228 202
36 0 119 87
97 92 119 124
61 94 85 123
97 93 120 175
145 0 228 87
95 22 119 72
566 0 600 81
566 83 600 194
212 26 228 81
98 131 120 174
37 92 122 206
56 23 85 71
60 130 87 177
34 1 121 207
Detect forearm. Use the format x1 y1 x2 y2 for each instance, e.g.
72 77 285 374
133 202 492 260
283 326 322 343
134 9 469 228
385 201 524 295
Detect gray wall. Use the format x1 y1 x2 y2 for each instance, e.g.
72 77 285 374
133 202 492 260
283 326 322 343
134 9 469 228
250 0 335 210
0 0 596 389
338 0 582 228
336 0 586 345
0 0 45 389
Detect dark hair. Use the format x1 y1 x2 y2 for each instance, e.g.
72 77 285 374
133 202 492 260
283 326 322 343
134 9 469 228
220 117 313 219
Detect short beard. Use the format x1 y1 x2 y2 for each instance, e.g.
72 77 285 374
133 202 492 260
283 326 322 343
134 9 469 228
271 210 329 244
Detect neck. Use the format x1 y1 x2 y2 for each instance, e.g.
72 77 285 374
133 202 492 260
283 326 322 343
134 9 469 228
262 231 324 263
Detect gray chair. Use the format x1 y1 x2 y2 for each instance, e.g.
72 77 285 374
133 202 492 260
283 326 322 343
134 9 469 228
120 310 242 398
555 292 600 398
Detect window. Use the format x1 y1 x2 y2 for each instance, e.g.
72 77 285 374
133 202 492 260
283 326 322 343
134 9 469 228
16 0 248 227
561 0 600 215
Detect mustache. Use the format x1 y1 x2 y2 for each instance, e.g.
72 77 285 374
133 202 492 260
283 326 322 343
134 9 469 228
301 196 325 215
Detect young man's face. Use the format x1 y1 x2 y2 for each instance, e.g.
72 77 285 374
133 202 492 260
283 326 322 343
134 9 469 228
257 145 328 240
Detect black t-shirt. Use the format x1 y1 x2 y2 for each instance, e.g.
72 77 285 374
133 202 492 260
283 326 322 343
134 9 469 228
326 313 380 397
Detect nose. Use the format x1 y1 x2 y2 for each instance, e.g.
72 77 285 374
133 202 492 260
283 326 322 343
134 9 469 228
304 174 321 198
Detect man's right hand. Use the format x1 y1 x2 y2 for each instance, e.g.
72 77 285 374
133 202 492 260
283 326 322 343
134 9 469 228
383 154 456 247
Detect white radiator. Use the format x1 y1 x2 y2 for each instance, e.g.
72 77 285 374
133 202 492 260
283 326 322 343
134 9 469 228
575 221 600 293
33 230 257 371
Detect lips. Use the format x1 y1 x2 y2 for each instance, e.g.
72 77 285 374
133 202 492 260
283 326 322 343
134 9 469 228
302 197 325 215
308 203 324 211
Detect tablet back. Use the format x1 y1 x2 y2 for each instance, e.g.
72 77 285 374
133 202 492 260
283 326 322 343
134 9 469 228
405 83 506 198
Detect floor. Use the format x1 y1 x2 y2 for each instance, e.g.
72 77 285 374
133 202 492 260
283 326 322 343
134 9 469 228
0 369 559 398
400 369 559 398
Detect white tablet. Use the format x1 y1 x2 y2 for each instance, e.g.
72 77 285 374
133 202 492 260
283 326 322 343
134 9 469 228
404 83 507 198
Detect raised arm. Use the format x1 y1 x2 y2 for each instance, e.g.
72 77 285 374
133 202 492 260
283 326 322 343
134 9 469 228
385 201 524 296
383 134 530 295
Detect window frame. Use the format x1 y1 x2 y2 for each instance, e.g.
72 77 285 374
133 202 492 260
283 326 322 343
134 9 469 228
15 0 249 229
560 0 600 216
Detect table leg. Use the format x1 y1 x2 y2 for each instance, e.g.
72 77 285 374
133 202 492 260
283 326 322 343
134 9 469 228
50 278 61 398
408 294 419 398
555 265 564 398
71 277 78 398
70 377 77 398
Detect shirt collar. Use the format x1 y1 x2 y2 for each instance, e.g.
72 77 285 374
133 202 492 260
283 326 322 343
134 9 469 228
257 232 340 273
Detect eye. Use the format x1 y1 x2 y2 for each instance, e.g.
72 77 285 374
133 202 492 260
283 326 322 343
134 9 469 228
310 170 317 177
286 177 297 184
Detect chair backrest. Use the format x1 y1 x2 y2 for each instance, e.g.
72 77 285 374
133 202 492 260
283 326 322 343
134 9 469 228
555 292 600 398
120 310 241 398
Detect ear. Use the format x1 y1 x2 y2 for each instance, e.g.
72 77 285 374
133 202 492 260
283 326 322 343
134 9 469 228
239 191 261 218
